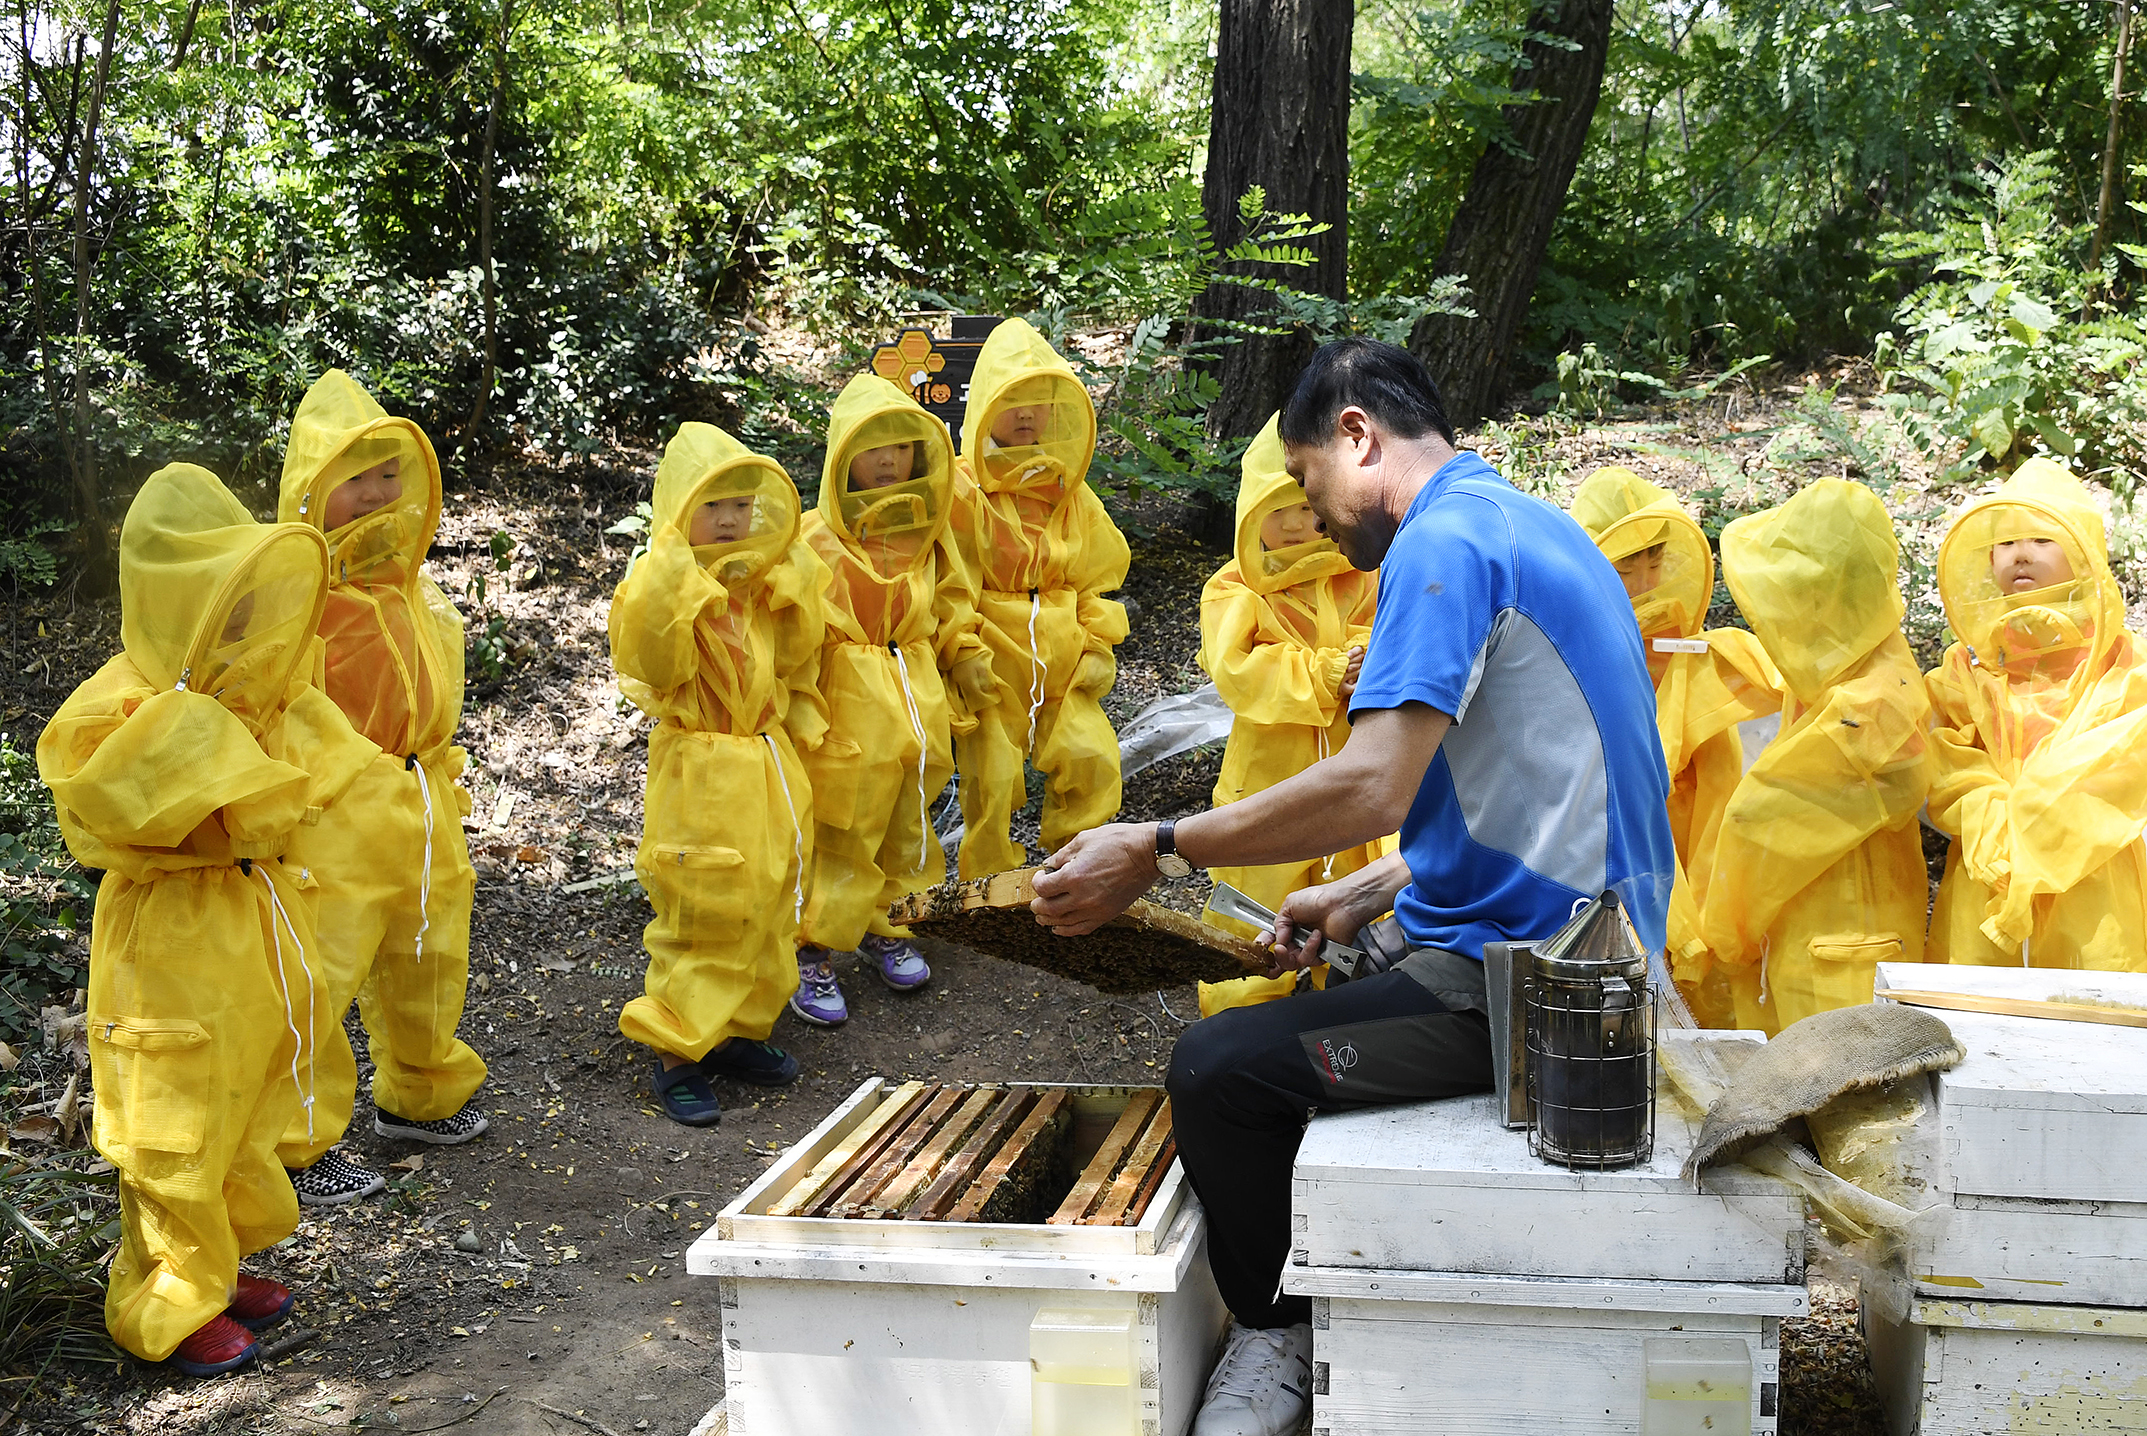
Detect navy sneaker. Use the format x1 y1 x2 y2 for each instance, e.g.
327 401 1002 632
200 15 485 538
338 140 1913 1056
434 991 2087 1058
701 1037 800 1087
652 1057 723 1127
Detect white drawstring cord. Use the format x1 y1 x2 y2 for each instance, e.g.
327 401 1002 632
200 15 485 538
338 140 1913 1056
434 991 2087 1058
1758 934 1771 1008
1316 726 1335 882
2023 937 2032 969
889 644 931 875
407 757 435 964
252 863 318 1141
765 734 805 924
1025 591 1045 750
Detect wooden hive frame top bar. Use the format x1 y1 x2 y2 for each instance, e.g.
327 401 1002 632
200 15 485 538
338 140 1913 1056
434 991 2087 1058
888 869 1269 994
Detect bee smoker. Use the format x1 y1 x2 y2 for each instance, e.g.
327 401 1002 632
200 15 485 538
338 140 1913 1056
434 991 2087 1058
1522 890 1655 1170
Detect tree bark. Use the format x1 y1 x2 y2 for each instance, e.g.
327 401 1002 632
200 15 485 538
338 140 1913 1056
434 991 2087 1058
1408 0 1615 426
1193 0 1353 440
465 0 514 447
2091 0 2133 272
69 0 122 590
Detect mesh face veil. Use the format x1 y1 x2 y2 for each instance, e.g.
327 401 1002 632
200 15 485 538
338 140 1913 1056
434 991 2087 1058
974 370 1095 493
120 462 329 737
1572 467 1714 642
1232 414 1352 595
835 409 949 570
191 534 331 735
685 464 798 585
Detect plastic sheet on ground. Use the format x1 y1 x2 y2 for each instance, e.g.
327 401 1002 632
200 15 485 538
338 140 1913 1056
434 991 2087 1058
937 685 1235 846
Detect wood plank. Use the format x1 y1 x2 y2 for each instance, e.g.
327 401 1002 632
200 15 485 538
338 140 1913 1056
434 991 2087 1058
905 1087 1037 1222
1091 1101 1173 1226
795 1083 937 1219
767 1081 926 1218
1912 1320 2147 1436
1123 1138 1176 1227
1048 1089 1162 1225
828 1086 966 1219
1882 987 2147 1029
946 1088 1070 1223
1914 1198 2147 1307
865 1086 1002 1218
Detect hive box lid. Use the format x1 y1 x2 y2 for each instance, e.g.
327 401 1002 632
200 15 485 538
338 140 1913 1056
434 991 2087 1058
1291 1070 1805 1285
1876 963 2147 1203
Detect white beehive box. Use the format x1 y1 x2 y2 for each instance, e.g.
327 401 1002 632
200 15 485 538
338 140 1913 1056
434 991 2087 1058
1865 1295 2147 1436
1287 1054 1809 1435
1288 1268 1801 1435
1876 964 2147 1307
686 1079 1229 1436
1290 1084 1807 1287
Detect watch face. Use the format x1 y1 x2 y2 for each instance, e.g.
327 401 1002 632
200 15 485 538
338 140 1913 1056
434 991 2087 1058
1157 852 1192 878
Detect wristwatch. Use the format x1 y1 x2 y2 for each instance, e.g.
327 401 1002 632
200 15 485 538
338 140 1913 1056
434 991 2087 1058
1154 819 1193 878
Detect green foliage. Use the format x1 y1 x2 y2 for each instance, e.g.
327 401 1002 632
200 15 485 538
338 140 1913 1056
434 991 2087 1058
1877 152 2147 487
1358 0 2137 390
0 739 92 1047
0 1161 123 1380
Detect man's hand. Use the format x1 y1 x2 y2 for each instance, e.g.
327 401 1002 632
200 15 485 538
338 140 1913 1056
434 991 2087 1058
1030 822 1158 935
1264 853 1412 976
1338 645 1365 704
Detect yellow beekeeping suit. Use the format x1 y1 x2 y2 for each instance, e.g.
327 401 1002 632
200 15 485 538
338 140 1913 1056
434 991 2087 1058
610 423 829 1059
1702 479 1932 1036
38 464 376 1361
274 370 485 1165
948 318 1130 876
800 374 988 951
1927 458 2147 970
1195 414 1383 1015
1572 467 1781 1027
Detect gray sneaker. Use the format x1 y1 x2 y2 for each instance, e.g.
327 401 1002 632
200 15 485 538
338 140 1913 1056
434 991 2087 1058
1192 1321 1313 1436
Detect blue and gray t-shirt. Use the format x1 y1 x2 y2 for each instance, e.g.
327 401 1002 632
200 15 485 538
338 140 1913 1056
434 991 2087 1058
1349 450 1674 958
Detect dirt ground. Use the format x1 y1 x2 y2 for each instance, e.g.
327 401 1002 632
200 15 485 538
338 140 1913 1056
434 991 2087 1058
0 370 1951 1434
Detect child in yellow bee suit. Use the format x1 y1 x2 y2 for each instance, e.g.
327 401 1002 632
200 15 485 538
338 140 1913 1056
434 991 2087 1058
609 423 830 1125
1194 414 1383 1016
38 464 377 1375
1571 467 1783 1027
1926 457 2147 971
948 317 1131 877
1700 478 1933 1035
273 371 489 1206
790 374 993 1025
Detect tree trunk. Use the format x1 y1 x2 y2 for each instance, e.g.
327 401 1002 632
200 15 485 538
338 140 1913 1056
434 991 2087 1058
69 0 122 591
2091 0 2133 272
1408 0 1615 426
1193 0 1353 440
465 0 513 448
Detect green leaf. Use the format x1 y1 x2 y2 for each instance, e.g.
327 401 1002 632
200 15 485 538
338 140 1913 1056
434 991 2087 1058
1969 406 2015 459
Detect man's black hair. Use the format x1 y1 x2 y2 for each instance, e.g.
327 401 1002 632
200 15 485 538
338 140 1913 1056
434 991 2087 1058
1277 337 1457 449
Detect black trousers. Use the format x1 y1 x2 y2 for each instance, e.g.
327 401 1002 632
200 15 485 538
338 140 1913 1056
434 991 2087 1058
1165 955 1495 1328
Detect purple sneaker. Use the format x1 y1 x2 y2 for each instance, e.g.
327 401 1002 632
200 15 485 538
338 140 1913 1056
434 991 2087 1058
861 933 932 992
790 947 849 1026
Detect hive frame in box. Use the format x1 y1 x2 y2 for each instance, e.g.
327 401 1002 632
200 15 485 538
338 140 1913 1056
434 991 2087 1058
687 1078 1229 1436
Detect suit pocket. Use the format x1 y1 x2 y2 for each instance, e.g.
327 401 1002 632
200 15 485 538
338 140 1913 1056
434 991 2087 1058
91 1016 214 1155
806 737 864 830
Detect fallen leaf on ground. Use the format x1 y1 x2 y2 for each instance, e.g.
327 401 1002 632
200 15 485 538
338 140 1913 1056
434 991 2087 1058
389 1154 425 1172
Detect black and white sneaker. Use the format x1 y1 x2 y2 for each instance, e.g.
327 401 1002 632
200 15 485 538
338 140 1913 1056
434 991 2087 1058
1192 1321 1313 1436
375 1103 490 1146
287 1151 387 1207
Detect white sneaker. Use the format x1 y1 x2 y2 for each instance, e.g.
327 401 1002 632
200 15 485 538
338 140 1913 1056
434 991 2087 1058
1193 1321 1313 1436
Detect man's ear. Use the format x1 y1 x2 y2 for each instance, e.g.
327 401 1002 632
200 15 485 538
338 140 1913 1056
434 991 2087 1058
1335 405 1379 467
